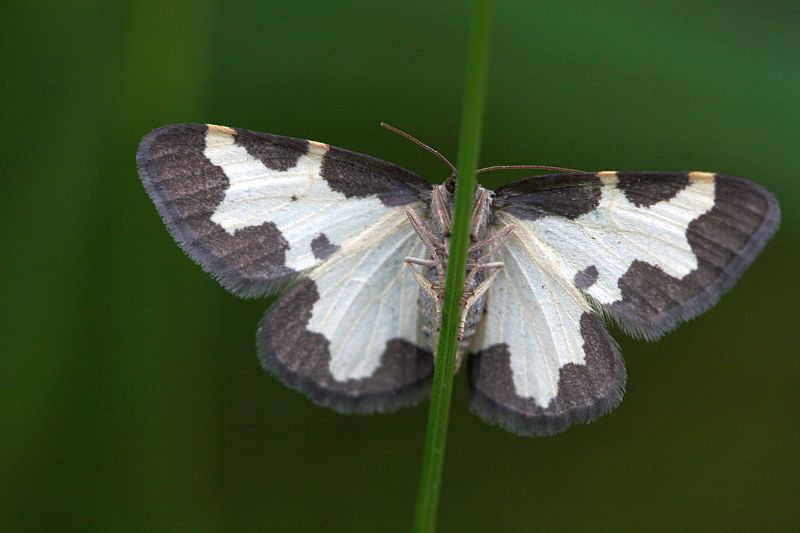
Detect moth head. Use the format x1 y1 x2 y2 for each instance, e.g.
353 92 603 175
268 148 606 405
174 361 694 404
445 171 457 193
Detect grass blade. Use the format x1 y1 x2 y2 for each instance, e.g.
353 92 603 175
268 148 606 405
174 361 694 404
412 1 494 531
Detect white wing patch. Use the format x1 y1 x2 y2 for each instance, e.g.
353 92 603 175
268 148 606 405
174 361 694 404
306 209 425 381
478 232 593 407
510 175 716 305
204 128 394 272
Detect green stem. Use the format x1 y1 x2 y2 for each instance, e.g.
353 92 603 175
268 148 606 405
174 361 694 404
412 2 494 532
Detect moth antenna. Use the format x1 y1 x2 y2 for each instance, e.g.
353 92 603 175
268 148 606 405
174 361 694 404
380 122 457 187
477 164 584 174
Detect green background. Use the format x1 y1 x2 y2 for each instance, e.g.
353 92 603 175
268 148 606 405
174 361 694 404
2 1 798 531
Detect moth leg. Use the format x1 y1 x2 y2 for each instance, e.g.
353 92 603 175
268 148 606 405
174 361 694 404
468 264 503 303
466 261 505 271
405 206 446 252
405 206 446 282
404 257 438 268
469 189 493 241
430 187 452 235
404 259 439 301
469 223 516 253
458 265 503 341
463 255 503 290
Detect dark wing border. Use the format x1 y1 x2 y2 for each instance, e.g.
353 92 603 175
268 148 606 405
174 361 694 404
604 175 780 338
469 312 626 437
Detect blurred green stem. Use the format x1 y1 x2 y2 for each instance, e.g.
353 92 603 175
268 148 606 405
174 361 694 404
412 1 494 532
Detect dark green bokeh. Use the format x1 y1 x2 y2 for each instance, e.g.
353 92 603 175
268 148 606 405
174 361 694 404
2 2 798 531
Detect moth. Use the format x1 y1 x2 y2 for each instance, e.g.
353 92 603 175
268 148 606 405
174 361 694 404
136 123 780 436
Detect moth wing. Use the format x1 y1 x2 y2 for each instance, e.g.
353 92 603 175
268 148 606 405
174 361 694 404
492 171 780 338
468 229 625 436
470 170 778 435
258 219 433 413
138 123 434 410
136 123 431 297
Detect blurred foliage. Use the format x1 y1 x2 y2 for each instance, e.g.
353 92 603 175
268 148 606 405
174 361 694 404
1 1 798 531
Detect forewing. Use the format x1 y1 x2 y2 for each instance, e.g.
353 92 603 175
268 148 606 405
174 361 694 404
258 214 433 412
468 230 625 436
493 171 780 338
136 123 431 297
